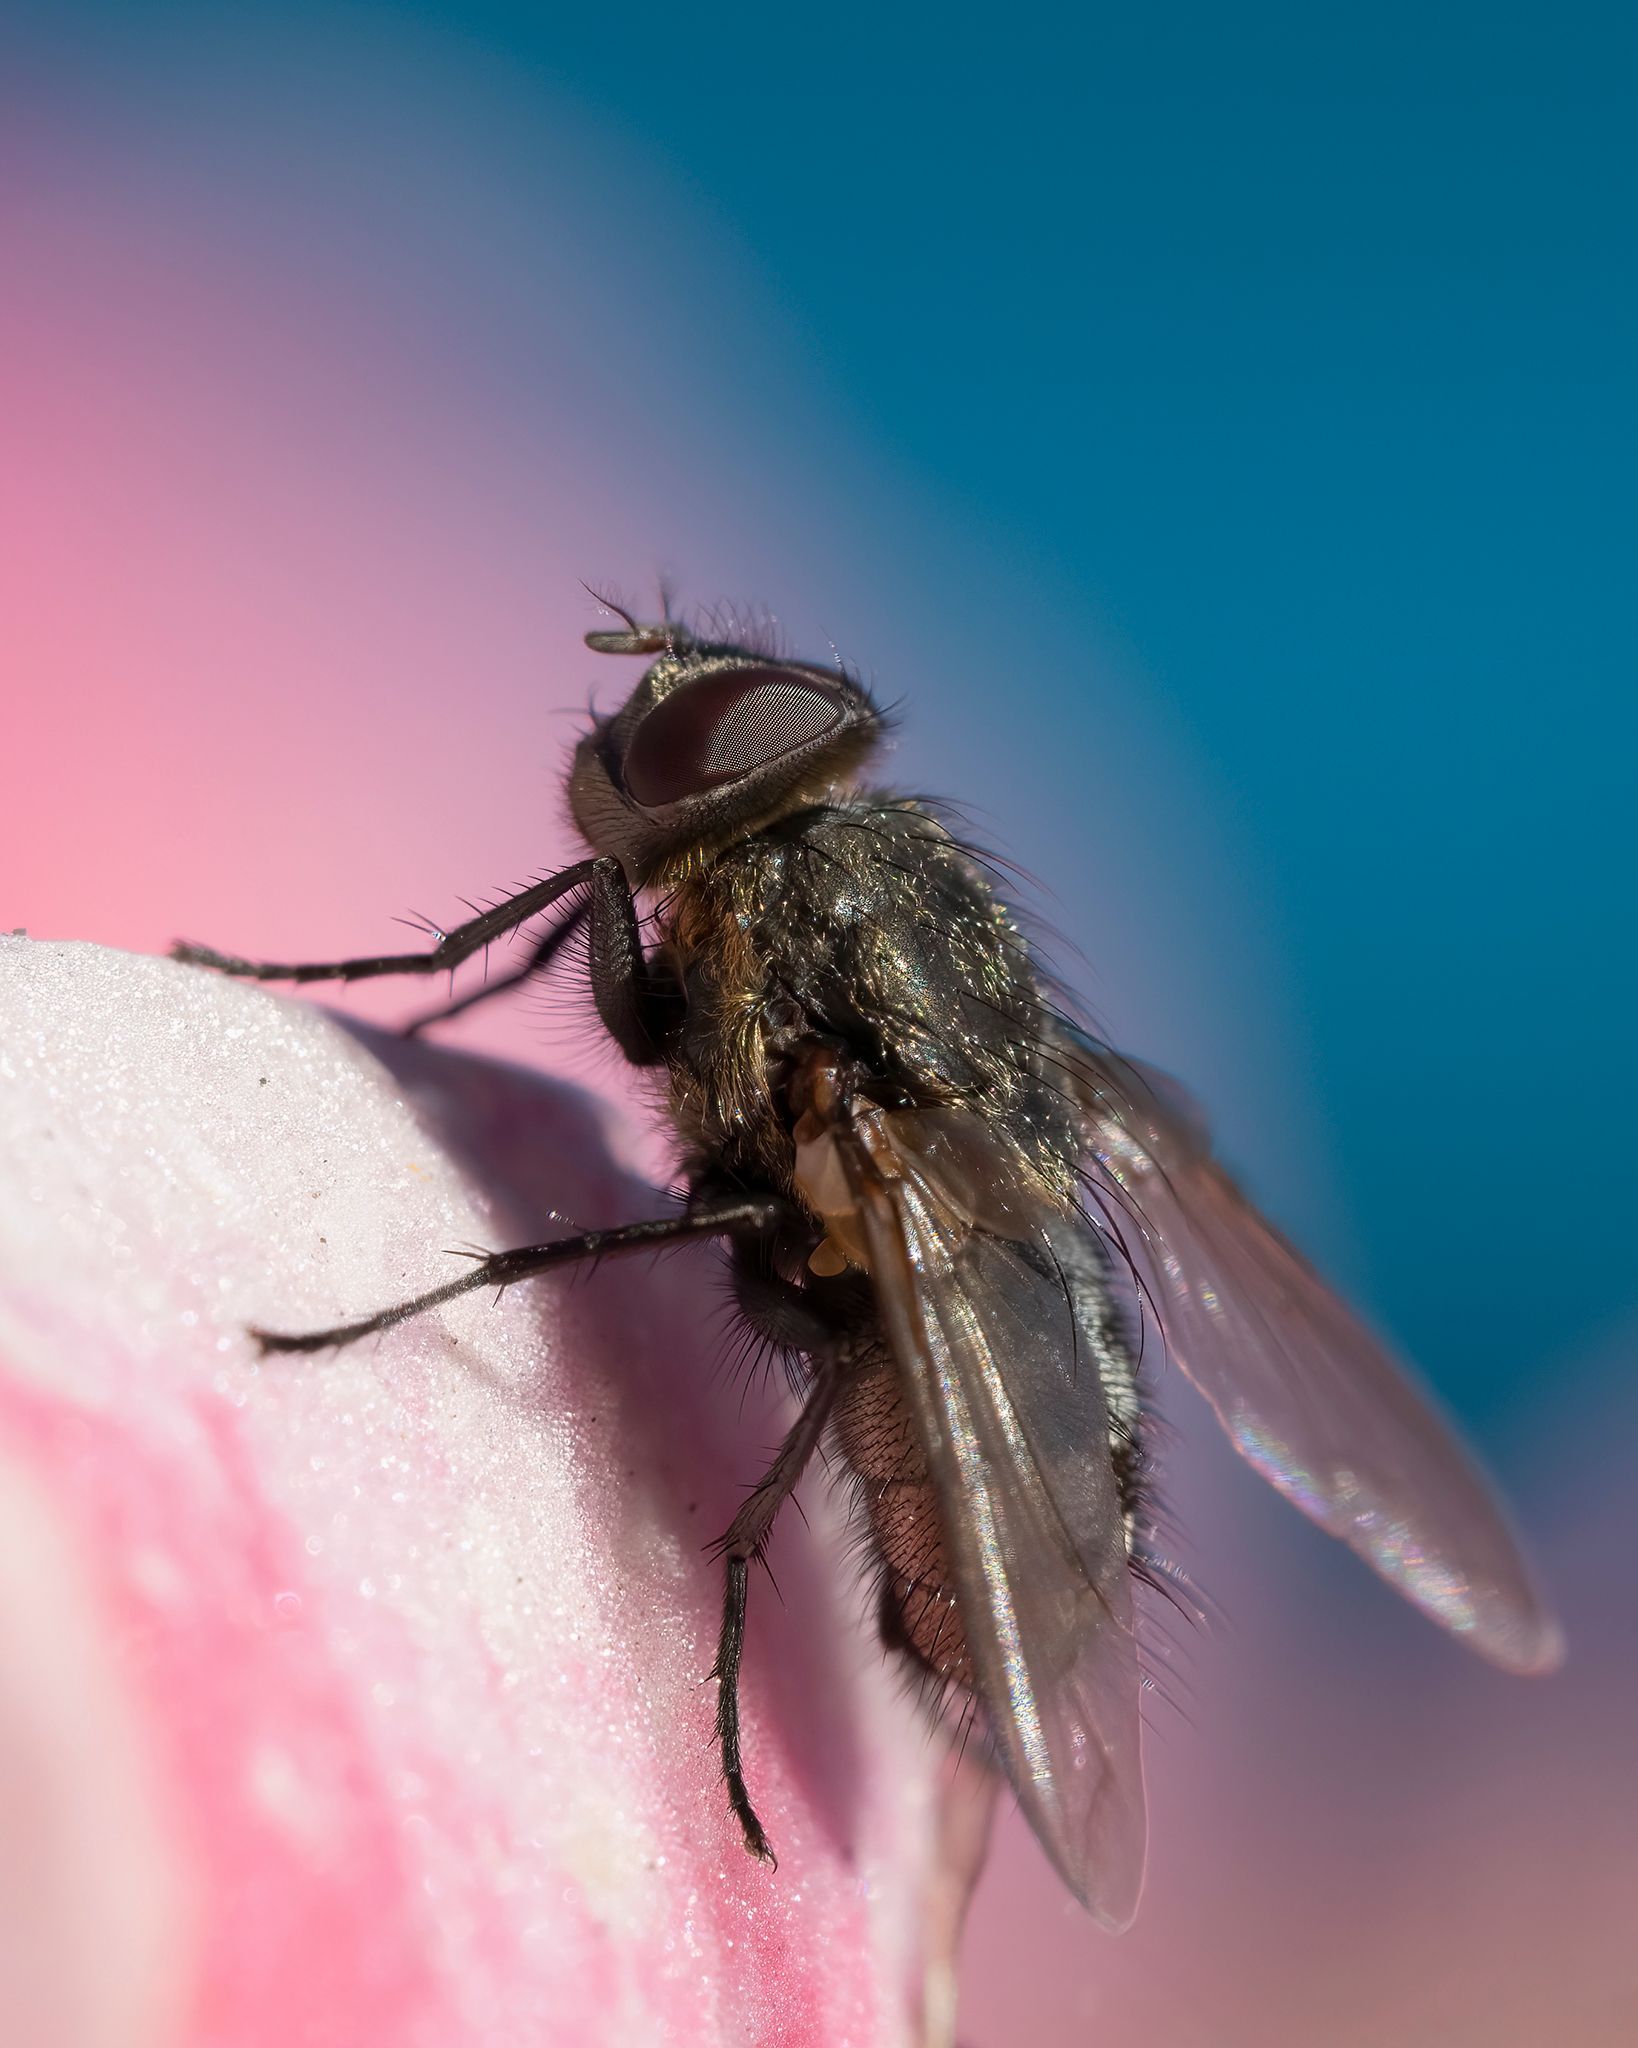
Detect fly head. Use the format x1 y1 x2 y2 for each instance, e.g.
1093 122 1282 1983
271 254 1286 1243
569 618 882 876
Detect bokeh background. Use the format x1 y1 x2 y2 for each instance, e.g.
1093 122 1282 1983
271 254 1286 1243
3 4 1634 2042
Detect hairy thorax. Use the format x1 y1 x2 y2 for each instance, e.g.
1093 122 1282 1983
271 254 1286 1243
652 795 1080 1196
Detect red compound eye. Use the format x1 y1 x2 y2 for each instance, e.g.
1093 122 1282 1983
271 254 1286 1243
621 666 846 808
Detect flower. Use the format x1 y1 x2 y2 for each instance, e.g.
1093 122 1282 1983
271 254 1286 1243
0 939 939 2048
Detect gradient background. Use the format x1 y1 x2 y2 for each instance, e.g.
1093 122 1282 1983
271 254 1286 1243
3 4 1634 2042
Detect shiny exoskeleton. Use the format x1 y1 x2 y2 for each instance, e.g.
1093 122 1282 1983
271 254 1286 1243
174 606 1562 1928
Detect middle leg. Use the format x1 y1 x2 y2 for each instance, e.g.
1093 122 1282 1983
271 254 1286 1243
251 1190 794 1354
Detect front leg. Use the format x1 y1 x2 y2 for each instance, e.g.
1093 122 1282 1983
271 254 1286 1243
586 856 683 1066
400 897 590 1036
172 859 596 986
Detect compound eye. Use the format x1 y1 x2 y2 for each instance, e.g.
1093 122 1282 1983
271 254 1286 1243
621 666 847 809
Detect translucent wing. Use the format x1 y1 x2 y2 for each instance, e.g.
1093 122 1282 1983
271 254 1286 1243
833 1102 1147 1928
1061 1035 1564 1674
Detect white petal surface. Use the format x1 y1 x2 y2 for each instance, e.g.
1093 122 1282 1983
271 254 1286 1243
0 938 936 2048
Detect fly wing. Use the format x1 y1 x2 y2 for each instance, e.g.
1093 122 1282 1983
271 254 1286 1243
1060 1034 1564 1675
834 1104 1147 1928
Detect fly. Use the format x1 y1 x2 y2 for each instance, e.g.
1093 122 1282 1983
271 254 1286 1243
172 605 1564 1928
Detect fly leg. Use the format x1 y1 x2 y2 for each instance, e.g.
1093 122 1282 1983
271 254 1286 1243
250 1190 794 1354
405 852 679 1066
399 897 590 1036
709 1343 842 1865
584 853 683 1066
171 859 598 985
176 854 683 1059
401 859 685 1051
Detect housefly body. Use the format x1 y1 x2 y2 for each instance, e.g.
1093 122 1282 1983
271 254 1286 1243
173 607 1563 1928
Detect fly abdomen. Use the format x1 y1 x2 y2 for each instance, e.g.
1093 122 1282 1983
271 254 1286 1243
833 1337 974 1697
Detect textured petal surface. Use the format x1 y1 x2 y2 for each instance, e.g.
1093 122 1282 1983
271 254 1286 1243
0 938 937 2048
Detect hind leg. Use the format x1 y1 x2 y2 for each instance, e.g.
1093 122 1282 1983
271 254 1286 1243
707 1346 842 1863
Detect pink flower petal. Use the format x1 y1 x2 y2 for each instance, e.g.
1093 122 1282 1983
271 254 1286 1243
0 938 940 2046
